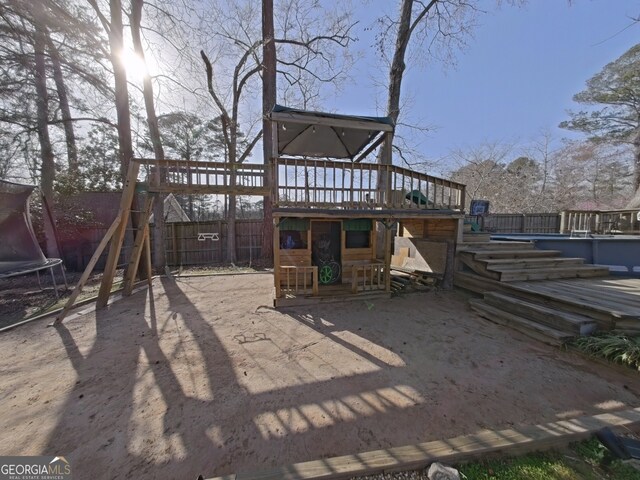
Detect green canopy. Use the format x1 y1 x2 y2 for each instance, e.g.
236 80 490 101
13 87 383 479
343 219 372 231
279 218 309 231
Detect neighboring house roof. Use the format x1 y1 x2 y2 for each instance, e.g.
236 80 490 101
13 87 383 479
149 193 190 223
66 192 190 225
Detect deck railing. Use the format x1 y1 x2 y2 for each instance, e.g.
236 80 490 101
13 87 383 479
274 157 465 211
137 157 465 211
139 158 269 195
351 261 385 293
560 209 640 234
279 266 318 296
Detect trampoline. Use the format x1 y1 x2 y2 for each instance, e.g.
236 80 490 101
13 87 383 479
0 180 67 298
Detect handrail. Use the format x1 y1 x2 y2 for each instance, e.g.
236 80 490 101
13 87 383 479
275 157 465 211
559 208 640 234
280 265 318 296
137 158 268 194
351 261 385 293
134 157 466 212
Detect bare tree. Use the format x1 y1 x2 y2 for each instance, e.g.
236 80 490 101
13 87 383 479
377 0 481 166
199 0 355 263
130 0 166 270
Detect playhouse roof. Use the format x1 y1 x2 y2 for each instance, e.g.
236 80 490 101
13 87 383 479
270 105 394 160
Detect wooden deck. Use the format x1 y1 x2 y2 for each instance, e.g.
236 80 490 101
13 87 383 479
456 272 640 333
274 283 390 308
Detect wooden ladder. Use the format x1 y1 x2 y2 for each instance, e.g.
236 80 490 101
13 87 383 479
53 160 154 325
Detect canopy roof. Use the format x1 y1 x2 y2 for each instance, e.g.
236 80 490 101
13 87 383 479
270 105 394 160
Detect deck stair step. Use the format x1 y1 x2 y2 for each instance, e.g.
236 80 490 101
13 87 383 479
469 299 575 347
458 241 534 252
454 272 621 330
483 257 585 271
496 265 610 282
462 232 492 243
470 249 562 260
483 292 597 335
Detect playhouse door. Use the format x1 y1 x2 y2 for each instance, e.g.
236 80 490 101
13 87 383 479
311 221 342 285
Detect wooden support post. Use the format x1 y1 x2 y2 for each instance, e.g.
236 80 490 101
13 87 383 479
559 211 566 234
96 160 141 309
144 224 153 286
351 265 358 294
53 214 122 325
273 219 281 298
384 221 392 293
312 266 318 296
122 196 154 296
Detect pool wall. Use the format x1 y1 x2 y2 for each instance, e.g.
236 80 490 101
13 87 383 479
491 234 640 276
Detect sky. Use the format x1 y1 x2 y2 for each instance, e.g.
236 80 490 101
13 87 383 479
321 0 640 172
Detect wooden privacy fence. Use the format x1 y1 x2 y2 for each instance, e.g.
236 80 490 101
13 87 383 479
466 213 560 233
60 219 263 270
165 219 262 266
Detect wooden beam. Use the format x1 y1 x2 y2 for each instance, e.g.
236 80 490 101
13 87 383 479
273 219 281 300
270 111 394 132
147 185 270 196
96 160 141 309
122 196 154 296
272 208 464 220
53 214 122 325
384 222 392 293
205 407 640 480
143 222 153 286
353 132 386 163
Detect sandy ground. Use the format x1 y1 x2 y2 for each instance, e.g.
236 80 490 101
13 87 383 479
0 273 638 479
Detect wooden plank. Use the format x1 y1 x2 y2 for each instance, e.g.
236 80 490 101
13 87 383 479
122 197 154 296
143 222 153 286
312 267 319 296
149 185 270 196
96 160 141 309
470 299 573 346
273 220 281 299
53 214 122 324
384 224 392 292
206 408 640 480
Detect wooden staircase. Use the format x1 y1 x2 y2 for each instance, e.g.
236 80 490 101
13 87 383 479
456 240 612 346
457 241 609 282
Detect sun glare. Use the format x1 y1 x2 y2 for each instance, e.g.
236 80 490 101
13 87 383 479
120 49 149 80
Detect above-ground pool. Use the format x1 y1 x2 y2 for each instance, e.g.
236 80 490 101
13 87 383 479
491 233 640 277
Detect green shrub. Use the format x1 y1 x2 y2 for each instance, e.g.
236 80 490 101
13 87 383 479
573 334 640 370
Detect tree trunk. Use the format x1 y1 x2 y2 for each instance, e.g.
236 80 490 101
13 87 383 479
46 33 78 176
131 0 166 271
377 0 414 166
33 9 59 257
109 0 134 181
227 193 237 263
261 0 276 264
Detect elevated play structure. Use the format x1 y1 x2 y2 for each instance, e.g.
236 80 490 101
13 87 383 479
55 105 466 320
0 180 67 297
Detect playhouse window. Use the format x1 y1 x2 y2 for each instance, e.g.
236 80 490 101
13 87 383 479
345 230 370 248
343 219 372 249
279 230 307 249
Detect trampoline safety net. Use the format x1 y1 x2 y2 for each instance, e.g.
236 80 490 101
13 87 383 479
0 180 47 274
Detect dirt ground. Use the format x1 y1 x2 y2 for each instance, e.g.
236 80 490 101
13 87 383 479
0 273 638 479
